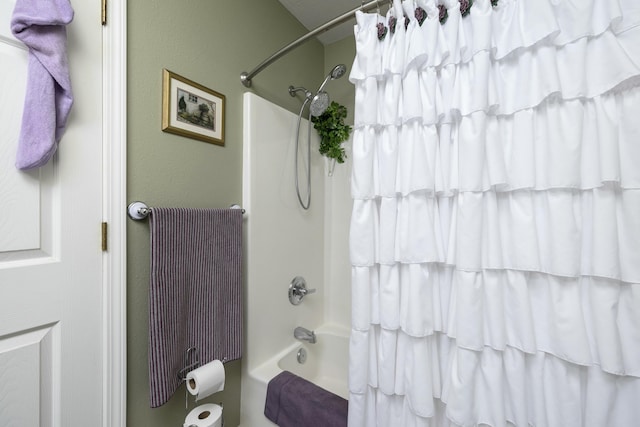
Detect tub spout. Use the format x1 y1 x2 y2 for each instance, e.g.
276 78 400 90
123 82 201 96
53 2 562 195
294 326 316 344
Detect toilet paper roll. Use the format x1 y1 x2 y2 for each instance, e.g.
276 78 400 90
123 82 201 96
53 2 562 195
186 359 225 400
183 403 222 427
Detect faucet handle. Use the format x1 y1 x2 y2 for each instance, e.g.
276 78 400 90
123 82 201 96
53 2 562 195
288 276 316 305
300 287 316 296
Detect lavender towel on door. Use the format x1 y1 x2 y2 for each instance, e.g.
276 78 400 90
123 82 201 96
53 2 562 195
10 0 74 170
264 371 348 427
148 207 243 408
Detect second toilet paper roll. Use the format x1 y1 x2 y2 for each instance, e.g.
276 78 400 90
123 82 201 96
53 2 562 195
183 403 222 427
186 359 225 400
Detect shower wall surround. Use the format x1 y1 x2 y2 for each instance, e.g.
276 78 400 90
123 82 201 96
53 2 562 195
242 92 326 369
240 92 353 426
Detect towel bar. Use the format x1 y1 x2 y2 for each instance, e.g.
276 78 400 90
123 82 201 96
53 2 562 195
127 201 245 220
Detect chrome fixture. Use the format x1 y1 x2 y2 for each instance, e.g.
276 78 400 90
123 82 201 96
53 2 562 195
290 85 313 209
288 276 316 305
310 64 347 117
297 348 307 364
294 326 316 344
288 86 312 100
289 64 347 209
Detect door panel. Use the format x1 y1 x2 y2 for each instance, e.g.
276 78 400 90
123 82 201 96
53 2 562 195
0 5 57 263
0 42 42 256
0 1 103 426
0 324 59 427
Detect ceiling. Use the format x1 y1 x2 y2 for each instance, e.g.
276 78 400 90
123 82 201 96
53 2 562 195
277 0 366 45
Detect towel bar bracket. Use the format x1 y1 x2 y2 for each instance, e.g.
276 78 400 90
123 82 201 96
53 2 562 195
127 201 150 220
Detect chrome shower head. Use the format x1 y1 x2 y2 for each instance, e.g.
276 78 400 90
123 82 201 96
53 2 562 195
310 64 347 117
330 63 347 79
317 64 347 93
310 92 330 117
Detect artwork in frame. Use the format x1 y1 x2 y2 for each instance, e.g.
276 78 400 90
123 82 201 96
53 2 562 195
162 69 225 146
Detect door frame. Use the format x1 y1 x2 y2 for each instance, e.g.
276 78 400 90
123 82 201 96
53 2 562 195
103 0 127 425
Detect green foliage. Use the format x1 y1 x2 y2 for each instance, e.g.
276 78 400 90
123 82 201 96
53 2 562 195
311 101 352 164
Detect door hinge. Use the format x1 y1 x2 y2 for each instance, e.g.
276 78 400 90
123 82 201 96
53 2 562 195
101 222 108 251
101 0 107 26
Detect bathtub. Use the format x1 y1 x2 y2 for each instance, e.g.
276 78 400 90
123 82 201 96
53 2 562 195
239 324 349 427
276 324 349 399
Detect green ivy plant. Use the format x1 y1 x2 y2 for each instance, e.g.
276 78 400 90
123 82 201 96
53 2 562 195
311 101 352 164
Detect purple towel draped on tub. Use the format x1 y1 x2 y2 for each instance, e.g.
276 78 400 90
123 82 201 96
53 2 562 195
148 207 243 408
265 371 348 427
10 0 74 170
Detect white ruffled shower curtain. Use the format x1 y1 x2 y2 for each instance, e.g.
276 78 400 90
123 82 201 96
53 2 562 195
348 0 640 426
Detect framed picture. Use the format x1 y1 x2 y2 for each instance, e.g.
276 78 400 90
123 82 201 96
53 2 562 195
162 69 225 146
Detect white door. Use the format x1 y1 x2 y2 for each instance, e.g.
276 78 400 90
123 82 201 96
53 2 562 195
0 1 104 426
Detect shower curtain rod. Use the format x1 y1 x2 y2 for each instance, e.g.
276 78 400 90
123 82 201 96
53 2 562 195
240 0 392 88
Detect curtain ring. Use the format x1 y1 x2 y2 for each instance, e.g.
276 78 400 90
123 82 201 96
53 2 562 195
376 0 381 14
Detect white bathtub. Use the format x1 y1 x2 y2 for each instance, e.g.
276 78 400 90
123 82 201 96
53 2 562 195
239 324 349 427
276 325 349 399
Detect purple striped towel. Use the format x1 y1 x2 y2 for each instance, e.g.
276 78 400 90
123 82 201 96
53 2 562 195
148 207 243 408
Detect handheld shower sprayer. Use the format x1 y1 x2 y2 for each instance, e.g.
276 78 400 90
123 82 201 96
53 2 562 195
317 64 347 93
309 64 347 117
288 63 348 210
288 64 347 116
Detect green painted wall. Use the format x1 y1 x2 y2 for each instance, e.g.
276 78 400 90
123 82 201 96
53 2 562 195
126 1 325 426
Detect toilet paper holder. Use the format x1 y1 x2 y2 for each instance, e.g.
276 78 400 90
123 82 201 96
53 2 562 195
179 346 227 423
178 347 229 383
178 347 201 383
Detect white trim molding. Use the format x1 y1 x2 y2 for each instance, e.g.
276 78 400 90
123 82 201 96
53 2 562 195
102 0 127 425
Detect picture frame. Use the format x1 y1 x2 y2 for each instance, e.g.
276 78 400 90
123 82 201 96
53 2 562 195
162 69 225 146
